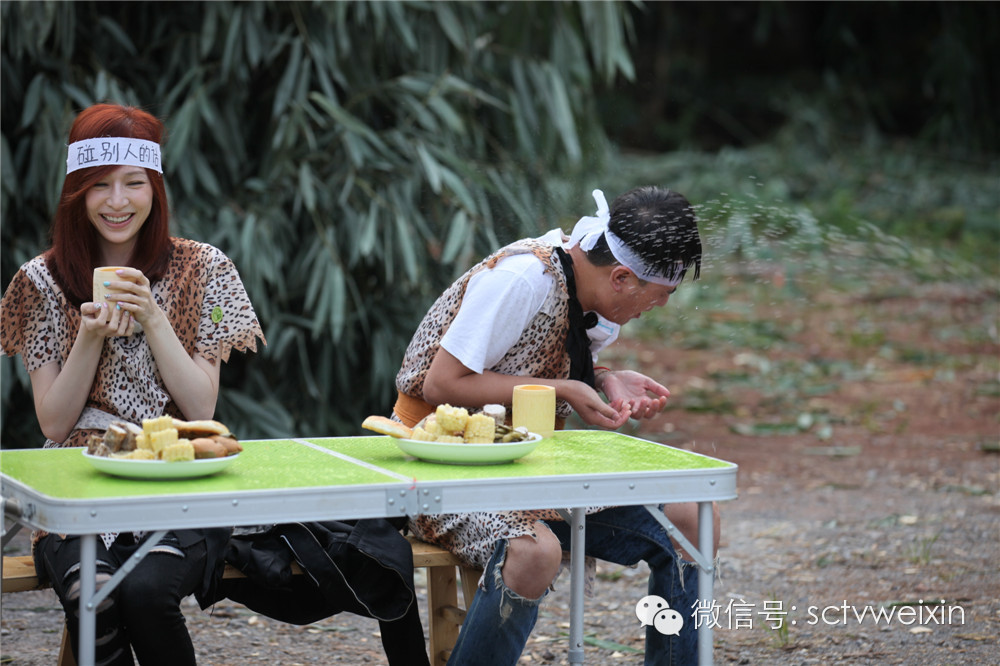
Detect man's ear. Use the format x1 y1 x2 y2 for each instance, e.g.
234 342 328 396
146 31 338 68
609 266 637 291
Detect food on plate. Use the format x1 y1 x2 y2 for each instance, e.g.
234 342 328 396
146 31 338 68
190 437 227 459
126 448 158 461
361 405 534 445
495 424 532 443
482 404 506 427
394 404 533 445
86 417 240 462
86 420 145 457
149 428 178 456
212 435 243 456
409 426 431 441
412 427 463 443
161 440 195 462
102 421 142 452
361 415 414 439
421 414 442 436
434 404 469 433
172 418 233 439
143 415 174 435
462 414 495 444
173 419 241 457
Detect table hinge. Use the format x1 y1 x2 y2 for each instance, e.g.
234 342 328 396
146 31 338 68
385 486 444 517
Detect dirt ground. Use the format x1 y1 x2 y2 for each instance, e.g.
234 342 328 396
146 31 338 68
2 270 998 665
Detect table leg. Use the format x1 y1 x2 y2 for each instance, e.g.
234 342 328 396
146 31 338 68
697 501 714 666
568 507 586 665
78 533 97 666
73 529 168 666
643 505 715 664
1 499 24 546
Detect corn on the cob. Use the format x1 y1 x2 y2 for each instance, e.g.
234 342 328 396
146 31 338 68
411 426 437 441
161 440 195 462
142 415 173 435
149 428 178 455
435 435 465 444
422 415 442 436
125 448 157 460
435 404 469 434
463 414 496 443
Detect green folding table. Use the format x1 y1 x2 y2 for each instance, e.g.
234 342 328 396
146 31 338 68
1 430 737 665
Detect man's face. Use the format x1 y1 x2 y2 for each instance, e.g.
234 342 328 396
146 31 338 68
598 268 676 326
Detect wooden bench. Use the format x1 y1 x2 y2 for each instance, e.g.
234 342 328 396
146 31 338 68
2 535 480 666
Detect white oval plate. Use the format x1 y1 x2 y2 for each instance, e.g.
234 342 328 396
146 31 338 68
393 433 542 465
82 450 239 480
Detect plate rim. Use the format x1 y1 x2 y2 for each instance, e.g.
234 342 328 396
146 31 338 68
81 449 239 479
392 432 542 464
394 432 543 447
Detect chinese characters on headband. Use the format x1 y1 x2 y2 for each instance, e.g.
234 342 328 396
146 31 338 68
66 137 163 174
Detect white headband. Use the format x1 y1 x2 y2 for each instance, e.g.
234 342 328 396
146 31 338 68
567 189 684 287
66 137 162 174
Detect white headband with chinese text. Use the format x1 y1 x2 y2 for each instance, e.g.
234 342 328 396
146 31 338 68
66 137 162 174
567 189 683 287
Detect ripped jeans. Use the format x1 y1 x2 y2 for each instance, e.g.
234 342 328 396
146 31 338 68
34 532 212 666
447 505 697 666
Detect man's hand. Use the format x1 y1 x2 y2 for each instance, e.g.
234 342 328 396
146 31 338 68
598 370 669 420
562 380 632 429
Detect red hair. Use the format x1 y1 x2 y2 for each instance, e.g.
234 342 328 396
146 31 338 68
46 104 172 306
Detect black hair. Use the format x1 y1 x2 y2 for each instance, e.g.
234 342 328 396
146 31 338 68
585 186 702 283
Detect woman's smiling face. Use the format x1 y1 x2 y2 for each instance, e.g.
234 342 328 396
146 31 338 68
85 165 153 255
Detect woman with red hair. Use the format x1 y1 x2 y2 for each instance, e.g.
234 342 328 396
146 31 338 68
1 103 265 665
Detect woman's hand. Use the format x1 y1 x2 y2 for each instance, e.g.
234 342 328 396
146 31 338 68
81 300 135 338
96 268 161 329
598 370 670 420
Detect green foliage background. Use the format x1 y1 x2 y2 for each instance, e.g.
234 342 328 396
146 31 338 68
2 1 997 447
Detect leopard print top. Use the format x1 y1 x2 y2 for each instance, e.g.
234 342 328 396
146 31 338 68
395 237 575 419
1 238 266 448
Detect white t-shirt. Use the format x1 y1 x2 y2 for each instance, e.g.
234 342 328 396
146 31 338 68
441 231 620 374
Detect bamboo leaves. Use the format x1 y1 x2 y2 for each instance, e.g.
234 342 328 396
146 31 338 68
274 40 304 118
434 3 467 51
97 16 137 56
577 0 635 84
20 75 46 129
541 63 582 162
298 162 317 213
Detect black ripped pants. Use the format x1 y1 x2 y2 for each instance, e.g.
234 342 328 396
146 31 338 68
34 532 211 666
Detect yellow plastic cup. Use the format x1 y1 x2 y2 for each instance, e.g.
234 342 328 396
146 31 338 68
512 384 556 438
92 266 129 304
